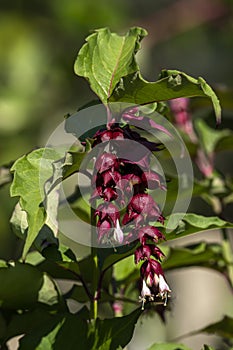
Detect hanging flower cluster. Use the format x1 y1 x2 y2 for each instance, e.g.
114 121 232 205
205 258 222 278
90 106 171 309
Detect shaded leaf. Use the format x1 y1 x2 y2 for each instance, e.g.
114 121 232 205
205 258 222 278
68 185 91 224
0 262 43 309
62 141 91 181
201 345 216 350
18 307 89 350
100 243 138 271
42 244 81 277
88 308 142 350
75 27 147 104
147 343 192 350
162 242 226 272
5 307 88 350
194 315 233 339
110 70 221 124
0 312 6 339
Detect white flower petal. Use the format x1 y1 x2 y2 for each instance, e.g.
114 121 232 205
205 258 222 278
113 219 124 243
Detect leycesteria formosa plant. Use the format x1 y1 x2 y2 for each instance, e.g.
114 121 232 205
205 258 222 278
1 27 233 350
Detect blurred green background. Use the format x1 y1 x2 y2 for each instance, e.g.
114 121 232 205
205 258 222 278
0 1 233 349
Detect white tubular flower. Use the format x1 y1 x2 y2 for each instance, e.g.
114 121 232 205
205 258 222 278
157 274 171 306
113 219 124 244
139 279 154 310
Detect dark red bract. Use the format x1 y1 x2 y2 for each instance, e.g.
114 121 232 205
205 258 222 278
90 109 170 306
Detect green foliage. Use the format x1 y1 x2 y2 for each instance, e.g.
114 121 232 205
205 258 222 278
10 148 65 259
147 343 192 350
0 262 61 309
110 70 221 124
1 25 233 350
74 27 147 104
197 315 233 340
87 308 142 350
165 213 233 240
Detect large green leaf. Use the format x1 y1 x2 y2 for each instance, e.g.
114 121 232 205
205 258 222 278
88 308 142 350
147 343 192 350
5 307 88 350
100 243 138 271
0 262 43 309
10 148 64 259
42 244 81 277
164 213 233 240
162 242 227 272
110 70 221 124
191 315 233 340
74 27 147 104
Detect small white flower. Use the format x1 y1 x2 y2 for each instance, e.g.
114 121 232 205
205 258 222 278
113 219 124 244
157 274 171 306
139 279 154 310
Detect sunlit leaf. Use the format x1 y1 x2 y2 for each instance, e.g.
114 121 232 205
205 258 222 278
110 70 221 124
74 27 147 103
164 213 233 240
10 148 65 259
38 273 60 306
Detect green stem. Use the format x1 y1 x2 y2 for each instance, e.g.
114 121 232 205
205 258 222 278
222 227 228 240
90 206 99 319
221 229 233 289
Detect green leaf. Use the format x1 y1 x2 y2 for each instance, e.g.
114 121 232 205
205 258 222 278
38 273 60 306
162 242 227 272
62 143 89 181
201 345 216 350
10 148 65 259
88 308 142 350
194 119 231 154
0 262 43 309
68 185 91 224
0 262 62 311
222 239 233 288
194 315 233 339
10 202 28 240
0 312 6 339
110 70 221 124
164 213 233 240
147 343 192 350
100 243 138 271
74 27 147 103
18 307 89 350
42 244 81 276
65 284 90 303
